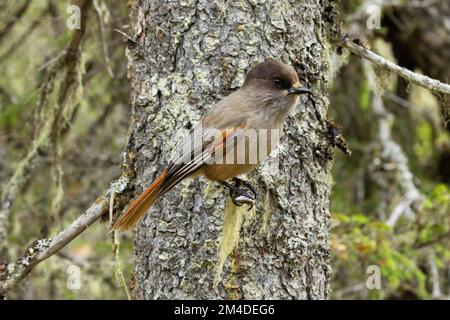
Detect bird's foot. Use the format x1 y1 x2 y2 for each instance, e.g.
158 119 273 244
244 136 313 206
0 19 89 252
232 177 257 198
221 178 256 210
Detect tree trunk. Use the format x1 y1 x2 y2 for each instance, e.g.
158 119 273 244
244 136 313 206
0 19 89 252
125 0 337 299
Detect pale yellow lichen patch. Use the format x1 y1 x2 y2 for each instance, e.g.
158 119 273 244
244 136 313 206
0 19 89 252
222 257 243 299
214 198 255 285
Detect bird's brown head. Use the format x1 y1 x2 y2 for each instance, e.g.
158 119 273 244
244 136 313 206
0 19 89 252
243 59 311 97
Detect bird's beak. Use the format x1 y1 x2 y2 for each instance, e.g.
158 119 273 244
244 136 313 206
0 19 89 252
287 85 311 95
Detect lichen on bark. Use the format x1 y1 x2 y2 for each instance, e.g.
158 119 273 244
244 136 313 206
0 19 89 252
125 0 338 299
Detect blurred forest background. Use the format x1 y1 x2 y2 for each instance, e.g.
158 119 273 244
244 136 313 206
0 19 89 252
0 0 449 299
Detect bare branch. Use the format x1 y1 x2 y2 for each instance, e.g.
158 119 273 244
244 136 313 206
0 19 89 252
0 175 131 298
0 196 109 297
0 174 131 298
343 37 450 95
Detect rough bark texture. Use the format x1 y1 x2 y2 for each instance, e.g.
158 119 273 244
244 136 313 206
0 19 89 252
125 0 337 299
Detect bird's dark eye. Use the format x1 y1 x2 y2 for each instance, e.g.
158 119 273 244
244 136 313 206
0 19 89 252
273 77 284 88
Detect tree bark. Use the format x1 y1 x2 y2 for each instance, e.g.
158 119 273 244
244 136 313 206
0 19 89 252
125 0 337 299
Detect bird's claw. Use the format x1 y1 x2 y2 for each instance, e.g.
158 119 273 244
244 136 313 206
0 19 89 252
229 178 256 210
220 178 257 210
230 188 255 210
232 177 257 199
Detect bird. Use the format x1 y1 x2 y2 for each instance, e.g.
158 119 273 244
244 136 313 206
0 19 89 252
113 59 310 230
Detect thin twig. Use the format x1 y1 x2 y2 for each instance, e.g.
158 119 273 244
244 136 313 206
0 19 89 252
113 28 138 45
343 37 450 95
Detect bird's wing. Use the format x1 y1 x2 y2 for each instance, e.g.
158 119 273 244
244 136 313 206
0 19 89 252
166 125 215 180
165 91 253 187
166 125 249 185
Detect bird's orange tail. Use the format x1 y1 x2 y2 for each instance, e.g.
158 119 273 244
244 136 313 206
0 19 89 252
113 170 169 230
